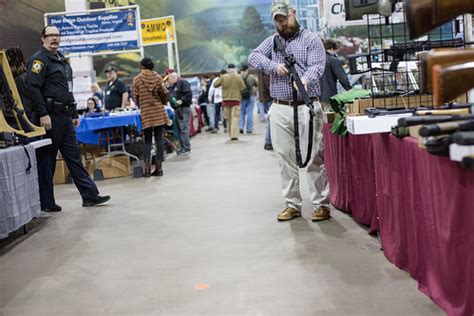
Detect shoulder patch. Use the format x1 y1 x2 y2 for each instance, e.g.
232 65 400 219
31 59 45 74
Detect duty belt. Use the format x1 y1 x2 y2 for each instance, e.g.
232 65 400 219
46 98 73 114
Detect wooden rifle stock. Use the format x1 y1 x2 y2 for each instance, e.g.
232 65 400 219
420 48 474 94
432 62 474 106
405 0 474 39
432 0 474 24
417 109 470 115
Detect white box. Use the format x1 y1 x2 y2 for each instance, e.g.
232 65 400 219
346 114 413 135
449 144 474 162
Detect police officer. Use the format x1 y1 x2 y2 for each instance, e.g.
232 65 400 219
27 25 110 211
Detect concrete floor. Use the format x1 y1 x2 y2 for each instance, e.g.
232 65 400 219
1 120 444 316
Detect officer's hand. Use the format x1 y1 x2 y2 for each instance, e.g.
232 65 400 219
40 115 52 131
176 100 183 105
72 119 80 128
276 64 289 76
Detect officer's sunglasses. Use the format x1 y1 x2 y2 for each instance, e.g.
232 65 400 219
44 33 61 38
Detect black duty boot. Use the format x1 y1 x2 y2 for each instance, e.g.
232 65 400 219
82 195 111 207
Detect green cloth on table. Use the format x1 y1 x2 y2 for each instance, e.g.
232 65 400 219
330 88 371 113
329 88 371 136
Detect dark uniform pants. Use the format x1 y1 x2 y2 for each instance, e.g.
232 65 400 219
37 113 98 209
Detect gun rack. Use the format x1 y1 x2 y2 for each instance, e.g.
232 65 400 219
347 2 468 109
0 51 45 138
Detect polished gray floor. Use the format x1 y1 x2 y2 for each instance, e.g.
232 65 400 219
1 120 443 315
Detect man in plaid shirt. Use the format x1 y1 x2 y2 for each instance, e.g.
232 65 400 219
248 0 331 222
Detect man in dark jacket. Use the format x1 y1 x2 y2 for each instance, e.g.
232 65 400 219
320 38 351 108
168 72 193 155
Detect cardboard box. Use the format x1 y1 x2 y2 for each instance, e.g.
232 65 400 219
95 156 131 179
346 113 413 135
83 158 96 176
53 159 69 185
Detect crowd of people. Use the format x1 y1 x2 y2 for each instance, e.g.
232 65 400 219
3 0 352 221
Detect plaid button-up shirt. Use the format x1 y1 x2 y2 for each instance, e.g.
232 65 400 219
248 28 325 101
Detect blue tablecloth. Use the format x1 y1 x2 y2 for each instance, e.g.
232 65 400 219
76 113 142 145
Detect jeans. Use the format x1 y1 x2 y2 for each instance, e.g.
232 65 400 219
239 96 255 132
257 101 266 122
214 102 222 129
265 120 272 145
200 103 209 126
207 103 216 129
264 101 272 145
174 106 191 151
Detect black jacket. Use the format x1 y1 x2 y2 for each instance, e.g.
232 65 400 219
320 52 351 102
26 47 77 118
169 79 193 107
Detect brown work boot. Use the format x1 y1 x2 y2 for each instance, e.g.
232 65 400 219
311 206 331 222
277 207 301 221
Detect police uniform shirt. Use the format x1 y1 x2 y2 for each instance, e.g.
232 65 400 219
26 47 77 118
104 78 127 111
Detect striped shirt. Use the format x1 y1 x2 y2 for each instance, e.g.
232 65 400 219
248 28 326 101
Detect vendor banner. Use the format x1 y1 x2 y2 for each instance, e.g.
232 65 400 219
141 16 176 46
45 6 140 54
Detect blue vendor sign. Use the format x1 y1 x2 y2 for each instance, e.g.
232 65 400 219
45 6 141 55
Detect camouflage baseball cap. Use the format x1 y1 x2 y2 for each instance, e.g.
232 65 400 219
271 0 293 19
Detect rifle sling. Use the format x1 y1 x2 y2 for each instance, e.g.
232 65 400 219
291 77 313 168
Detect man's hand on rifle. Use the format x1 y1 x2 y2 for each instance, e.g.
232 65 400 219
40 115 52 131
276 64 289 76
293 78 308 92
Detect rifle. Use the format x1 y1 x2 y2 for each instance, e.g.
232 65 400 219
405 0 474 39
0 51 44 137
461 155 474 169
420 48 474 94
347 38 464 75
386 39 461 72
273 35 314 168
452 131 474 145
0 65 34 133
419 119 474 137
364 107 415 118
398 114 474 127
432 62 474 106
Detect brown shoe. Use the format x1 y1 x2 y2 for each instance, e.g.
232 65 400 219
277 207 301 221
311 206 331 222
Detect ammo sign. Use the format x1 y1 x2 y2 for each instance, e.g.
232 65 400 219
141 16 175 46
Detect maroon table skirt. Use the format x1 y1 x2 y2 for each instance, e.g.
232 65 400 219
323 125 378 233
372 134 474 316
324 123 474 316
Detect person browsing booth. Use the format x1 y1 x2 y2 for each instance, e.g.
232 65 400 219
248 0 331 222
